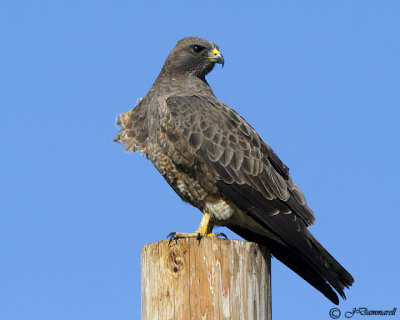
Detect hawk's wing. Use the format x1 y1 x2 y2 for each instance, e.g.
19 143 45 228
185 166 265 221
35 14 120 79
166 95 315 225
165 95 353 304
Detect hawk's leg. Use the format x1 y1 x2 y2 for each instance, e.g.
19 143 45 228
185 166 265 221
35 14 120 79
167 212 227 241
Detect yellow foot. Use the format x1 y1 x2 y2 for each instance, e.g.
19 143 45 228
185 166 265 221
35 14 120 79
167 231 227 242
167 212 227 242
167 231 227 240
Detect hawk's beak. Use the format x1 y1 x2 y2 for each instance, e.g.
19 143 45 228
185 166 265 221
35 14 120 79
206 48 224 67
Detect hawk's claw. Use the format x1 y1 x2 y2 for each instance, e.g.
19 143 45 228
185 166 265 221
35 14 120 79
167 232 177 239
167 231 228 244
216 232 228 239
167 232 179 245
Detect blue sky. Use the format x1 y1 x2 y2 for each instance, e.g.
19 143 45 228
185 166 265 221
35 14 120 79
1 1 399 319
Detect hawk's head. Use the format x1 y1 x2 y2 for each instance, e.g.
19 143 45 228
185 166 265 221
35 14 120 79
162 37 224 78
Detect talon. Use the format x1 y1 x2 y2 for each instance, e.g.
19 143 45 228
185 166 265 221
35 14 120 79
167 232 179 245
216 232 228 239
166 212 220 241
167 232 176 239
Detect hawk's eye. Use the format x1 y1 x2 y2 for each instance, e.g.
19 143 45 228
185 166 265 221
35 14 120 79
193 45 205 53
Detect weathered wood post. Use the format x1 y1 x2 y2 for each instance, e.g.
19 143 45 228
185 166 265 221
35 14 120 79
141 238 271 320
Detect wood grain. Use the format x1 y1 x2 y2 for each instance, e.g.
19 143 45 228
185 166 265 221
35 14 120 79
141 238 271 320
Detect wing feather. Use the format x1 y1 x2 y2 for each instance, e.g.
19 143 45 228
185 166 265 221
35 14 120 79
166 94 315 226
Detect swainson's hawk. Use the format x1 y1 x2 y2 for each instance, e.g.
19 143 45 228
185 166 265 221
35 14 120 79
114 37 354 304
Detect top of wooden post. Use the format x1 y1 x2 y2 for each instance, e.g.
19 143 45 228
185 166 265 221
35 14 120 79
141 238 271 320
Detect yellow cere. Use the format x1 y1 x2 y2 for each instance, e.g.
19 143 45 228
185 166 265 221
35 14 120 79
212 48 220 56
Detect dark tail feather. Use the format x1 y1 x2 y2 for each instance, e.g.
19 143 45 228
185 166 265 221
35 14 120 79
229 225 354 305
309 236 355 297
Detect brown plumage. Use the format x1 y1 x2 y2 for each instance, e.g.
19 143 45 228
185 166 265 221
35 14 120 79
114 36 354 304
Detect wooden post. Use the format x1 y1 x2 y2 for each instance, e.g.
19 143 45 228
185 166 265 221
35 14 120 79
141 238 271 320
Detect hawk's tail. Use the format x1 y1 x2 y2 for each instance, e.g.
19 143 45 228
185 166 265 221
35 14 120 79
229 225 354 305
309 235 354 293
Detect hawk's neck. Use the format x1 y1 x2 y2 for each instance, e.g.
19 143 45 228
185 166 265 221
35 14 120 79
150 73 215 97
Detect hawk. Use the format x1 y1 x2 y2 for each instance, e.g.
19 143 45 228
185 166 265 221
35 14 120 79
114 37 354 304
